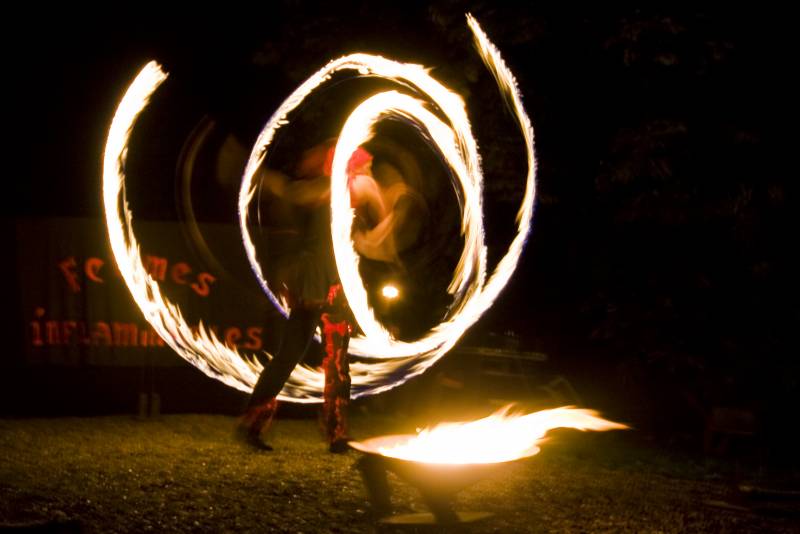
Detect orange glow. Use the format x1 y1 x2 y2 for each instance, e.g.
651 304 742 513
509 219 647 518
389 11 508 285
376 406 628 464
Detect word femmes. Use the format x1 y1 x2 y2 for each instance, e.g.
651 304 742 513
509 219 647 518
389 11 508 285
59 254 217 297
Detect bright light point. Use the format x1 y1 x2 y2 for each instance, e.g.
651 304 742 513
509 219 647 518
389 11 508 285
381 284 400 300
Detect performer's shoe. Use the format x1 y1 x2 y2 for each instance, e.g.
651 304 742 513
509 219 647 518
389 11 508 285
329 438 351 454
248 435 274 452
234 424 274 451
237 399 278 451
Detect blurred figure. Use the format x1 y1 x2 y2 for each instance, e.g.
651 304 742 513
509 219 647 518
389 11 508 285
238 139 422 452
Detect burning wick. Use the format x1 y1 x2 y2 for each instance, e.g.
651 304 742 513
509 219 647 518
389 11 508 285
381 284 400 300
375 406 628 465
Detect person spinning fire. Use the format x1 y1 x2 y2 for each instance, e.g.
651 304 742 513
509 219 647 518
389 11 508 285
237 139 422 453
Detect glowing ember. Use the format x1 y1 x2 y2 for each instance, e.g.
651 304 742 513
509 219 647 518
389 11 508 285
376 406 628 464
103 14 536 401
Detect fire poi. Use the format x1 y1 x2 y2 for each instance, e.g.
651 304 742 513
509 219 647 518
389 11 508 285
103 14 534 401
102 12 627 525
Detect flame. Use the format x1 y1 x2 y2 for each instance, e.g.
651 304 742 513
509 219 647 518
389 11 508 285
376 406 628 465
103 14 537 401
103 62 267 394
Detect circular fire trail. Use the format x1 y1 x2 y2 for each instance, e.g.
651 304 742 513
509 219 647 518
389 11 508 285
103 15 536 402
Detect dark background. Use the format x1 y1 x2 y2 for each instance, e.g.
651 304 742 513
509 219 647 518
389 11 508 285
4 3 796 461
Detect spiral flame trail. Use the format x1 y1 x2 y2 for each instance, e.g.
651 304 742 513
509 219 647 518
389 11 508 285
103 14 536 401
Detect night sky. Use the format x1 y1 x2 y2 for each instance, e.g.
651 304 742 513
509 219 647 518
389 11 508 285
6 4 797 438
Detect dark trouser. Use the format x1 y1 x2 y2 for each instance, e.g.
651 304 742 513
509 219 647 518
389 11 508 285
247 306 319 410
245 284 351 444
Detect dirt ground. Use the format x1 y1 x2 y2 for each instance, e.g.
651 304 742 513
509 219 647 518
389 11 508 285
1 412 797 533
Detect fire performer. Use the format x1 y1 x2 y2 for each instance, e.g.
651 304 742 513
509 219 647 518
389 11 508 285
238 139 423 452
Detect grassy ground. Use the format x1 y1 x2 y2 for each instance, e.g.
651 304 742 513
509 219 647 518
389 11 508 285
1 412 797 533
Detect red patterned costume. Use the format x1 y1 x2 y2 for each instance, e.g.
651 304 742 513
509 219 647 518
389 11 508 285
319 284 352 448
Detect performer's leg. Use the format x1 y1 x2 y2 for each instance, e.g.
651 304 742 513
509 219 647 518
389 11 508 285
320 284 352 452
239 306 319 449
